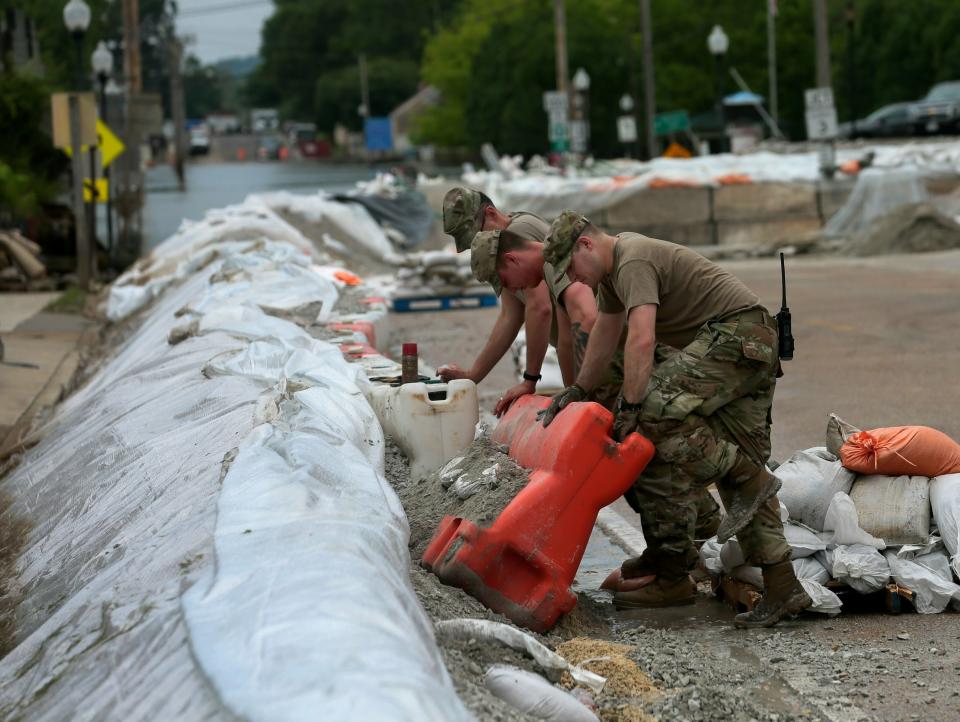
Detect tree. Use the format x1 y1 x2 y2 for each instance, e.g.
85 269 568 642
182 55 223 119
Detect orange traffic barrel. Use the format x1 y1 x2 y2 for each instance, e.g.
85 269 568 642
422 395 655 632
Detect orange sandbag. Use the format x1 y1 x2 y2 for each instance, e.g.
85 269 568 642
840 426 960 477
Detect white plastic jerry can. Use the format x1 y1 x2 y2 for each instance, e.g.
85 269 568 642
369 379 479 480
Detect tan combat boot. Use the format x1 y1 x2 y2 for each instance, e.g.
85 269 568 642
734 561 812 628
716 467 781 543
613 576 697 609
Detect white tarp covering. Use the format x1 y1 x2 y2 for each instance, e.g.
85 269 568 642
0 202 470 720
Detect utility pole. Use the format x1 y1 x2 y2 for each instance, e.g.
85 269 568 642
358 54 370 117
640 0 657 158
169 36 186 191
813 0 831 88
122 0 141 93
767 0 778 124
68 95 90 290
553 0 569 94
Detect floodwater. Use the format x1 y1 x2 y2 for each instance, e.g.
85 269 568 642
143 161 408 249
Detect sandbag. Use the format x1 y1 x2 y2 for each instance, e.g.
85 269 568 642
825 413 860 458
800 580 843 615
840 426 960 477
699 537 723 576
784 522 828 558
884 551 960 614
831 544 890 594
774 447 856 530
848 474 931 545
823 492 885 548
730 565 763 588
930 473 960 579
484 665 600 722
720 538 746 573
793 556 831 585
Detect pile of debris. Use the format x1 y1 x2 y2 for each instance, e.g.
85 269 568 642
394 250 487 296
703 414 960 616
841 202 960 257
0 230 46 289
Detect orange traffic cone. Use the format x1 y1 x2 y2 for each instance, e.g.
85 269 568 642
422 395 655 632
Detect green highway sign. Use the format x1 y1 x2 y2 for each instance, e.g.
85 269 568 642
654 110 690 136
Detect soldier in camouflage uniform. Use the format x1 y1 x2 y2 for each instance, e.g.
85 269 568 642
439 187 558 416
540 211 811 628
469 228 722 545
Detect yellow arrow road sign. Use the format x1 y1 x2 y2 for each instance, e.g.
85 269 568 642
83 178 109 203
64 119 125 167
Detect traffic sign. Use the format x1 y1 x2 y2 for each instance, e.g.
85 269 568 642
653 110 690 136
617 115 637 143
542 90 569 114
549 119 569 143
64 119 126 167
83 178 109 203
570 120 588 153
804 87 837 140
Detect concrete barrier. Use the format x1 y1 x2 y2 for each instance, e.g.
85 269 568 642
817 181 854 222
605 186 712 227
715 182 819 222
716 218 822 247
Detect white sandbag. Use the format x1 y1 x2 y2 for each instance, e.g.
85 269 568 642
784 522 828 558
930 473 960 579
720 538 746 573
436 619 606 693
774 447 856 530
793 556 831 585
823 492 885 548
730 565 763 588
884 551 960 614
831 544 890 594
484 666 600 722
699 537 723 576
799 579 843 616
825 413 860 457
848 474 931 545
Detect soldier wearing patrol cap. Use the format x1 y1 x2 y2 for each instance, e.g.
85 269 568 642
540 210 811 628
438 187 559 416
471 227 723 544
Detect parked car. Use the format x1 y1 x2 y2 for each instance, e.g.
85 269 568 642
908 81 960 135
257 136 284 161
188 125 210 156
837 102 913 139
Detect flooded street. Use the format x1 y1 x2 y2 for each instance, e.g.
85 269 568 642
143 161 413 249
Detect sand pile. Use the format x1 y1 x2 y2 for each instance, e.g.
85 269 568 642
391 435 532 557
842 202 960 257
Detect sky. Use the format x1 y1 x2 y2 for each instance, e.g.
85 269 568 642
176 0 273 64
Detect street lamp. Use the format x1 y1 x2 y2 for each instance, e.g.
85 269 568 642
63 0 93 289
707 25 729 152
63 0 91 90
619 94 634 113
91 39 114 253
572 67 591 157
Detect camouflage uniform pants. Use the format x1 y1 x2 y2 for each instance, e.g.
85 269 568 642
572 326 722 540
623 307 791 572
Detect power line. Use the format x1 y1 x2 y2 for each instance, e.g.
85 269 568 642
179 0 272 18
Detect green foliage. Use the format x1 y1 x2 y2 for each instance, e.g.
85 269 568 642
0 70 65 220
247 0 456 125
183 55 224 119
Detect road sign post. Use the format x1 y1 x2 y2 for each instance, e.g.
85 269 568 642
805 86 838 178
543 90 570 153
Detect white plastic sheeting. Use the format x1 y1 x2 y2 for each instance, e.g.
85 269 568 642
930 473 960 579
462 141 960 220
249 190 404 264
1 203 471 720
822 168 929 238
884 551 960 614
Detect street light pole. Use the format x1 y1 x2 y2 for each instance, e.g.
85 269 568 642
63 0 92 290
707 25 729 153
92 39 114 255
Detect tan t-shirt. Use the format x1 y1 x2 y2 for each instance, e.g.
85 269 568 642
597 233 760 349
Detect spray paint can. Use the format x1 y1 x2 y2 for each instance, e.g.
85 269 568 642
401 342 418 384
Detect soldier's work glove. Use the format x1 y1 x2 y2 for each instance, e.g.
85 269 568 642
537 384 587 427
612 398 643 442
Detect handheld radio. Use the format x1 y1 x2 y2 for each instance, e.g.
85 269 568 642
776 252 794 361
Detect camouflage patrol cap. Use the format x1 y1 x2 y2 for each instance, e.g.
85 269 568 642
470 229 502 295
544 209 590 282
443 186 485 252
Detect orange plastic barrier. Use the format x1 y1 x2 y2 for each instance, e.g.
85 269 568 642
840 426 960 477
717 173 753 185
334 270 363 286
422 395 655 632
329 321 376 347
